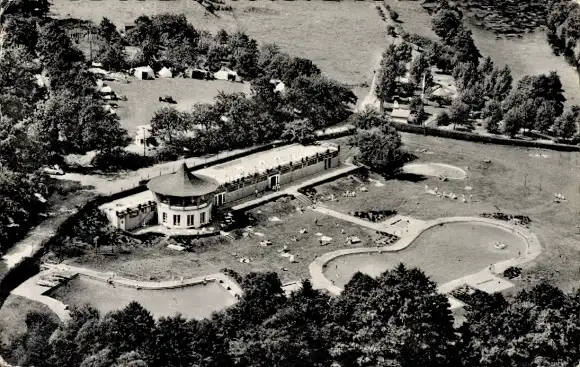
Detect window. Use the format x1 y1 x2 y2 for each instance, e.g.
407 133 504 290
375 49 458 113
162 212 167 224
214 192 225 206
200 212 206 224
187 215 195 227
173 214 181 226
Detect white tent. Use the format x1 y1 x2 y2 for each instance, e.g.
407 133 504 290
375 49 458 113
134 66 155 80
100 85 113 94
158 67 173 78
214 66 241 82
88 67 108 76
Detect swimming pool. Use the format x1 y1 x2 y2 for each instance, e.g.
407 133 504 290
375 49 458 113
324 221 527 287
48 276 237 319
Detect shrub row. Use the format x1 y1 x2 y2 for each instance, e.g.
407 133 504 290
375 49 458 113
391 122 580 152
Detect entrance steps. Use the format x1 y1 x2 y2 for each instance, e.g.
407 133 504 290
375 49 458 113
293 193 313 207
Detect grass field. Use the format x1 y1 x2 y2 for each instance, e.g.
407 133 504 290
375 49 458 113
111 78 250 133
52 0 387 85
317 134 580 291
72 197 379 284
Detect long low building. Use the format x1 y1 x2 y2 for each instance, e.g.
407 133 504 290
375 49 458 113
100 143 340 231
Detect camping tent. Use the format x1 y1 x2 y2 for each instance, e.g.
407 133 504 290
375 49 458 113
88 67 108 76
186 68 212 80
134 66 155 80
158 67 173 78
214 66 241 82
100 86 113 94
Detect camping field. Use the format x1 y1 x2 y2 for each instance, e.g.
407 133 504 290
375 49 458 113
111 78 250 133
51 0 388 85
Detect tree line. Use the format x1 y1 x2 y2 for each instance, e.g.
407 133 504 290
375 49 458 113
374 1 579 142
5 264 580 367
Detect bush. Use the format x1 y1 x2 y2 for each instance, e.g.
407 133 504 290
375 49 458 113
221 268 243 284
389 9 399 21
503 266 522 279
91 149 155 172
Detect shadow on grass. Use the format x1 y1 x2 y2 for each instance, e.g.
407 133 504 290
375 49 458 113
395 173 427 182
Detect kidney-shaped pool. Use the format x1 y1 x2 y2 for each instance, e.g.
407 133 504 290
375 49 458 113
324 221 527 287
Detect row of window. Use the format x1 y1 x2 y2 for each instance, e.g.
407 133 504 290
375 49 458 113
161 212 206 226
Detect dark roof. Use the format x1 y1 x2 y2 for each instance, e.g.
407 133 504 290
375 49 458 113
147 163 219 197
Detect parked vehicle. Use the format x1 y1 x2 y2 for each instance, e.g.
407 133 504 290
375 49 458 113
159 95 177 104
42 165 64 175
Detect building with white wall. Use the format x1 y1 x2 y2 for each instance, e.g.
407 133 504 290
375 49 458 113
100 144 340 232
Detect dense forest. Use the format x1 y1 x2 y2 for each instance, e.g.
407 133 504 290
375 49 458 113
5 266 580 367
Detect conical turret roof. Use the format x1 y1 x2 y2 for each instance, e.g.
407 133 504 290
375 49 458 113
147 163 219 197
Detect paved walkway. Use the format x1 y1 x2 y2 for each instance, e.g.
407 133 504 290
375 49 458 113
11 263 243 322
308 215 542 301
54 144 281 195
231 163 360 212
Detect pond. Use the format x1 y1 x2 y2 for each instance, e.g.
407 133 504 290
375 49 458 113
325 221 527 287
48 276 237 319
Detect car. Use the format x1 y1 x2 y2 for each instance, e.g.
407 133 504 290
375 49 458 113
42 165 64 175
159 95 177 104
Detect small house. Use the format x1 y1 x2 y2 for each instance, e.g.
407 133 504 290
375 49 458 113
391 107 411 124
135 125 153 147
134 66 155 80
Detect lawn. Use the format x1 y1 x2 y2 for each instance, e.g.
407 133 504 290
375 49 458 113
111 78 250 133
318 134 580 291
0 295 60 347
71 197 379 284
326 221 527 287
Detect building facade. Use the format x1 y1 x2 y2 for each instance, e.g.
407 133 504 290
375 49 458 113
146 164 219 229
99 144 340 231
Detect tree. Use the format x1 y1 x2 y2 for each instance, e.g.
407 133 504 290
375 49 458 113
98 17 121 43
553 105 580 138
492 65 513 101
99 302 155 357
349 106 388 130
448 99 470 129
115 351 148 367
435 111 451 126
410 52 430 85
482 99 503 133
285 75 356 129
350 124 405 174
149 315 198 367
150 107 190 145
80 349 115 367
410 97 427 125
282 119 316 144
534 100 558 132
503 104 526 137
450 27 480 65
431 8 463 43
11 311 58 367
3 0 50 18
96 41 127 71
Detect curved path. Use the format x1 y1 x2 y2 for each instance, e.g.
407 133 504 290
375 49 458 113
309 215 542 297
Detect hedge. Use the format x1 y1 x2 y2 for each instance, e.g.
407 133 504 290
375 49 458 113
391 122 580 152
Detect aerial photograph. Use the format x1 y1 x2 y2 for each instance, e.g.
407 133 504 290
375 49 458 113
1 0 580 365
